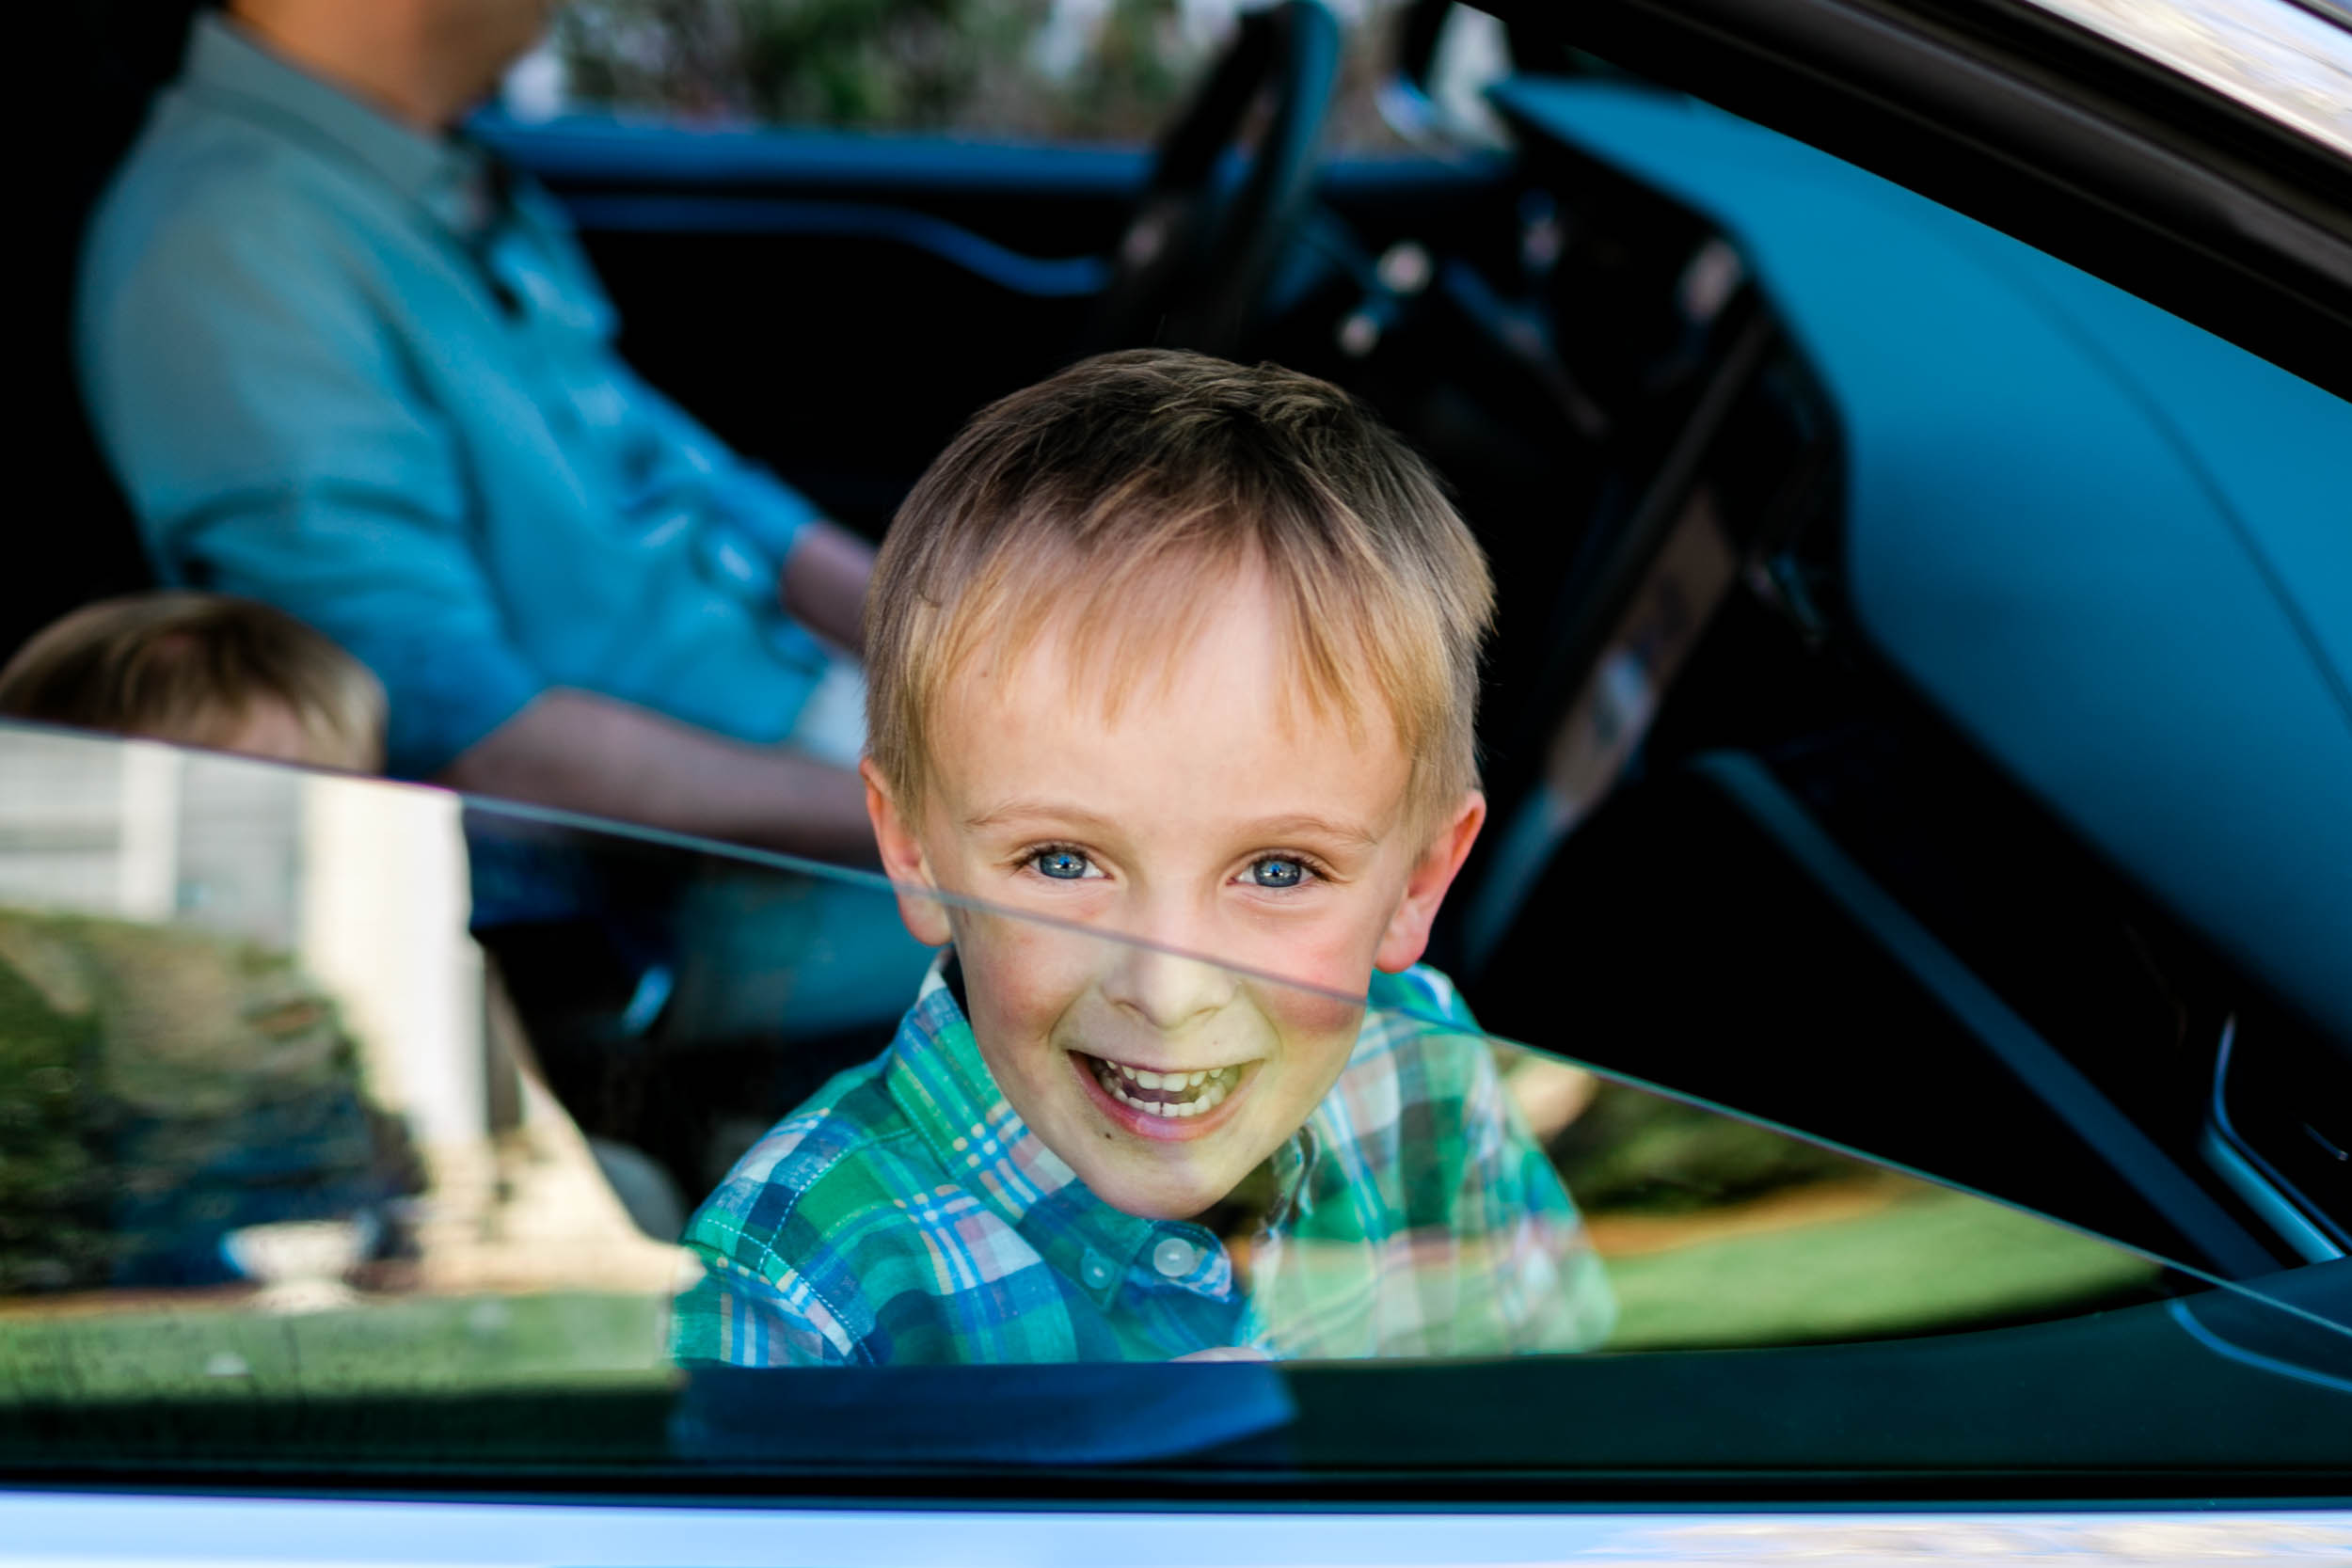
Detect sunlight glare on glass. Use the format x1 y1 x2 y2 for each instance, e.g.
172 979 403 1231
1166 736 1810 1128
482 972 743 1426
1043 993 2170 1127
2016 0 2352 159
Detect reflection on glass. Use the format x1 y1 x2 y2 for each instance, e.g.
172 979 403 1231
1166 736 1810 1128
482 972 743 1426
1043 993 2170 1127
671 937 1615 1367
2022 0 2352 161
0 727 683 1403
1542 1074 2162 1350
0 723 2345 1474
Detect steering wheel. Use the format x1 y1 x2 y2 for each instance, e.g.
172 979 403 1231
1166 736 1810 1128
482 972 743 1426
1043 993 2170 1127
1081 0 1343 359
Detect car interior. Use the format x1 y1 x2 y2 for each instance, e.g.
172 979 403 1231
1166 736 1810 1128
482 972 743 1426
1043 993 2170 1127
471 7 2349 1289
38 0 2351 1282
14 0 2351 1483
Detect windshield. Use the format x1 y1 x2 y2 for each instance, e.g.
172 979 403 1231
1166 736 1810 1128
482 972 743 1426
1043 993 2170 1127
0 723 2344 1482
2007 0 2352 160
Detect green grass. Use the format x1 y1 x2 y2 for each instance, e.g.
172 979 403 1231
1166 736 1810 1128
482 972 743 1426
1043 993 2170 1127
0 1291 674 1403
1599 1185 2166 1350
0 1188 2168 1399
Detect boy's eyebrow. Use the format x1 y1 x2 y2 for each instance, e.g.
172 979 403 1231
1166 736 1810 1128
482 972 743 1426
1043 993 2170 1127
964 800 1382 848
962 800 1120 832
1248 813 1383 849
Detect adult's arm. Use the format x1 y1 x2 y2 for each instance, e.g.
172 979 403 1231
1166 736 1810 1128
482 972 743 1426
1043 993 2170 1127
779 517 878 651
82 192 546 776
564 293 873 654
79 181 872 857
596 369 878 651
437 689 876 863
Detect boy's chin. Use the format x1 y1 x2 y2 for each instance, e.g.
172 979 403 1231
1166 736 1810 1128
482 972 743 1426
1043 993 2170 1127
1080 1160 1243 1225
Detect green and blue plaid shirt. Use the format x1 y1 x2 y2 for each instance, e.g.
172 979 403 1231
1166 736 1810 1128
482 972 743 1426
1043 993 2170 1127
671 959 1613 1365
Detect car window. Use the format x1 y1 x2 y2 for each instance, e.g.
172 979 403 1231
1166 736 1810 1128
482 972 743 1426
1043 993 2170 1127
513 0 1416 150
2009 0 2352 160
2 721 2344 1484
1430 71 2352 1293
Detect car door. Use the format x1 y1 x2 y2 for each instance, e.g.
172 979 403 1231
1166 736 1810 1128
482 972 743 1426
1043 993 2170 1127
8 0 2352 1547
0 721 2346 1547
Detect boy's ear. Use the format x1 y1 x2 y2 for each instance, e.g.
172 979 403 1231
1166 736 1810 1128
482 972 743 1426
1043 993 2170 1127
1374 790 1486 974
862 758 955 947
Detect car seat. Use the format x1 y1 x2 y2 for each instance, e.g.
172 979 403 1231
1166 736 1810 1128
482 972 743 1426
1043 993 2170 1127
13 1 202 665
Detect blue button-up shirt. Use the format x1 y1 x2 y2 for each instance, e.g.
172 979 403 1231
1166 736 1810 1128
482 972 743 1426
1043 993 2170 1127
77 15 831 778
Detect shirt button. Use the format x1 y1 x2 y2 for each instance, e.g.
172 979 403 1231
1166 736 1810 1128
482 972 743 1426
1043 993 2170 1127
1079 1249 1114 1290
1152 1236 1201 1279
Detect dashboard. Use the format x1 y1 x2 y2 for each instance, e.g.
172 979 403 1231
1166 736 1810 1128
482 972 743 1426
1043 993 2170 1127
1437 79 2352 1275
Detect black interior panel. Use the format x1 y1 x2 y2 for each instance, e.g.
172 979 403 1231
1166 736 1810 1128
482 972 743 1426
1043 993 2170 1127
1470 758 2269 1271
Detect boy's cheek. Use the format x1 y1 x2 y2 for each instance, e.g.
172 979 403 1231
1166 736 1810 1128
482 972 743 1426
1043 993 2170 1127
1241 912 1391 1009
951 909 1101 1029
1250 982 1364 1053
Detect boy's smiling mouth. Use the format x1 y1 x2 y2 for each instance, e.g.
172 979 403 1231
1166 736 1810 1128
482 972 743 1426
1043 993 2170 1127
1073 1051 1255 1140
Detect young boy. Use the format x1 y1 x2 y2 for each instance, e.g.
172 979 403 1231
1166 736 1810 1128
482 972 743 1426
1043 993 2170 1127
672 351 1613 1364
0 592 385 770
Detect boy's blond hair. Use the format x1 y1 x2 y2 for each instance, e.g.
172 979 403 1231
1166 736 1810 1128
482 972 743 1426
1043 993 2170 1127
0 592 386 771
866 350 1494 825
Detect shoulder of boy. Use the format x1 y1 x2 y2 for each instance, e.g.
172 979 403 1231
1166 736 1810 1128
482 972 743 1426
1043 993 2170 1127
1367 962 1480 1034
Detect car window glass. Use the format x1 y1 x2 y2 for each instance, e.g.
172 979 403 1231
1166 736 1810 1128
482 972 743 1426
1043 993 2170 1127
2 722 2345 1482
2005 0 2352 160
511 0 1416 150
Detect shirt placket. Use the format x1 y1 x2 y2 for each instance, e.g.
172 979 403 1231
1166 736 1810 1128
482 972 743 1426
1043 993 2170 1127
1108 1221 1245 1358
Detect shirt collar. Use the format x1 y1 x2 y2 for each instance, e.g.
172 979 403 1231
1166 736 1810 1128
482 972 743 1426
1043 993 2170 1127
181 12 500 240
884 956 1262 1305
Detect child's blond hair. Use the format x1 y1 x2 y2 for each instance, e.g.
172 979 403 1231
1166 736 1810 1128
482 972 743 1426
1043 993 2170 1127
866 350 1493 825
0 592 385 770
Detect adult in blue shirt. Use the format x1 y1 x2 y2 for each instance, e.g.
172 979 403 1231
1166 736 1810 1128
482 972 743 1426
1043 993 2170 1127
78 0 879 863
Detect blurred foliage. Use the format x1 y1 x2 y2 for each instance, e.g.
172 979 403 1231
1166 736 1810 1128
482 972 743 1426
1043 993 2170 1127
555 0 1204 140
0 952 114 1292
550 0 1411 147
0 910 421 1295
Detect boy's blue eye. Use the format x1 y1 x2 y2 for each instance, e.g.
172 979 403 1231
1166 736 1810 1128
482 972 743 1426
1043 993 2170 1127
1249 857 1308 888
1035 848 1092 880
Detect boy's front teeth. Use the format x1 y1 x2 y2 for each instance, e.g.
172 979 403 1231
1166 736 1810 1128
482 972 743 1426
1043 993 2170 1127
1092 1057 1242 1117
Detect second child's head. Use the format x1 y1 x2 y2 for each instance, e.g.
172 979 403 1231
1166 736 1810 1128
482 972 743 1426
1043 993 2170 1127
864 350 1494 1222
0 593 385 772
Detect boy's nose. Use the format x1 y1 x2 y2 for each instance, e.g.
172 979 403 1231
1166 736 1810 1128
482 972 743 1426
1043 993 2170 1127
1100 937 1239 1034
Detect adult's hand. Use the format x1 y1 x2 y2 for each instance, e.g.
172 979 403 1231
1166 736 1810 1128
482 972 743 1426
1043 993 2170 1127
437 689 879 864
780 519 879 653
